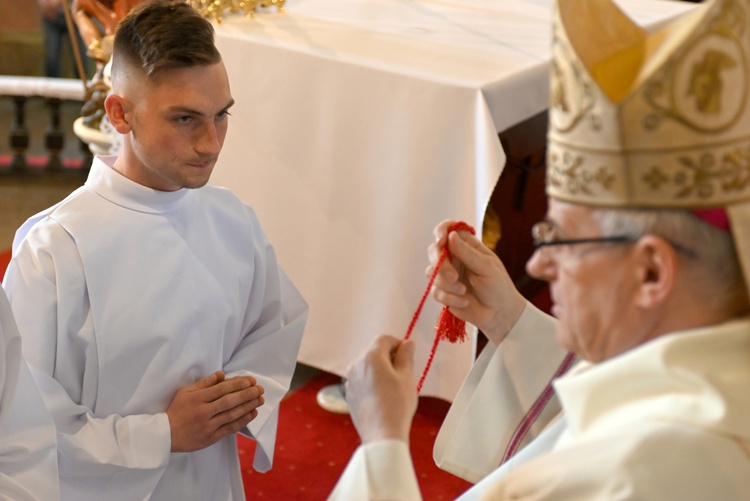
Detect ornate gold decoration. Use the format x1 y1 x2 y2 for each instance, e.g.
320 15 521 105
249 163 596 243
185 0 285 23
547 150 616 197
673 145 750 199
642 2 748 134
549 34 599 134
547 0 750 208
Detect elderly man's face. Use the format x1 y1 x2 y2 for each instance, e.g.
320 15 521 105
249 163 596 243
526 199 641 362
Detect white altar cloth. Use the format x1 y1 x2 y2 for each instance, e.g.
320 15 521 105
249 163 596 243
211 0 694 401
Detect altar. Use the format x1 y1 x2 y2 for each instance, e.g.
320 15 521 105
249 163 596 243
210 0 694 401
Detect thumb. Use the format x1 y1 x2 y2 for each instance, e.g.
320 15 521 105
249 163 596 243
449 232 491 273
393 340 415 375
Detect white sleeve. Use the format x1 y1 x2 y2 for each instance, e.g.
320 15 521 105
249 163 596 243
223 207 308 472
328 440 422 501
434 302 569 483
0 289 59 500
3 220 171 499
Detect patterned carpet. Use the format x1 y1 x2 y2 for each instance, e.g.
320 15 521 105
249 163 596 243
240 371 472 500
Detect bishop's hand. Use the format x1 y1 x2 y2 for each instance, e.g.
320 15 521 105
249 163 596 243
427 219 526 346
345 336 417 444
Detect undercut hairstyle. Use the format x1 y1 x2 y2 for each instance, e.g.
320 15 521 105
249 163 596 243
592 206 749 316
112 0 221 79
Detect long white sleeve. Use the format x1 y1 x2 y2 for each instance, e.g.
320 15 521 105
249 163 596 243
434 302 568 482
4 221 172 500
328 440 422 501
0 288 59 500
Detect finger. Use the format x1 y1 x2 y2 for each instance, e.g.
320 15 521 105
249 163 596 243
432 219 456 246
392 340 415 374
199 377 253 403
427 240 448 269
431 270 467 295
217 409 258 437
426 255 461 283
373 334 402 352
431 286 471 309
212 392 264 428
346 335 397 381
225 375 258 387
447 232 493 274
194 370 224 390
207 386 263 425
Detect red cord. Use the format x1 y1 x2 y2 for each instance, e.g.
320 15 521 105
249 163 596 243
404 221 475 392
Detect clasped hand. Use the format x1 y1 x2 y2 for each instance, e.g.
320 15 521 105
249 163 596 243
167 370 264 453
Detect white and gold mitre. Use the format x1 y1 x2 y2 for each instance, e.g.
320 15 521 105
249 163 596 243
547 0 750 209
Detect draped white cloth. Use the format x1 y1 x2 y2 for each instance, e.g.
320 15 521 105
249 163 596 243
3 156 308 500
210 0 696 401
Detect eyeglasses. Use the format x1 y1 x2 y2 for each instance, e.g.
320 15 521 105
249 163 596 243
531 221 699 258
531 221 635 248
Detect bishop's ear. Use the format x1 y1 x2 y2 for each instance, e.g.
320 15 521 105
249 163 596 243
104 93 131 134
632 235 677 309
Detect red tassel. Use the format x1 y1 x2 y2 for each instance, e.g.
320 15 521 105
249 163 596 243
404 221 475 392
436 305 469 343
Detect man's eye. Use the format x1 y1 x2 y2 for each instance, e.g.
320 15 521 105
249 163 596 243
176 115 193 124
218 110 232 119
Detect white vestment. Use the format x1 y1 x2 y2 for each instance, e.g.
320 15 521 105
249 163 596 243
0 288 59 500
330 304 750 500
3 156 308 501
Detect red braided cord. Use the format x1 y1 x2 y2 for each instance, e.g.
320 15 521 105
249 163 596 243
415 327 443 392
405 221 475 392
403 250 447 342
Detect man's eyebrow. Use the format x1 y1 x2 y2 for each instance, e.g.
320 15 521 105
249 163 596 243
544 217 564 235
166 99 235 116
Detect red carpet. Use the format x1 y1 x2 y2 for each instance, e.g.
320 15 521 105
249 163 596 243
239 372 473 500
0 249 10 281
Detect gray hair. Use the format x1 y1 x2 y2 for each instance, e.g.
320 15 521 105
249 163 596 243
590 207 748 315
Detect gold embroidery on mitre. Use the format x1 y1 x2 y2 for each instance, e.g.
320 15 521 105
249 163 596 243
550 31 600 134
547 149 617 197
689 50 737 114
643 1 748 134
672 147 750 199
547 0 750 208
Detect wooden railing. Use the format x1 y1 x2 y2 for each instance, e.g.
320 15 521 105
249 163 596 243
0 76 92 176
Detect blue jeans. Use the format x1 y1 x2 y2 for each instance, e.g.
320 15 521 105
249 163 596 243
42 9 88 78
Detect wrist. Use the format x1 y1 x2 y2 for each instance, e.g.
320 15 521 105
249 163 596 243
485 295 527 345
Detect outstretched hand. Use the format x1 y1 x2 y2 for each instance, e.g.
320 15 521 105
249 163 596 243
167 371 265 453
345 336 418 444
427 220 526 345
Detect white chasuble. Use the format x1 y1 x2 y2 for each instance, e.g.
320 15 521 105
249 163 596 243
4 156 308 500
330 309 750 500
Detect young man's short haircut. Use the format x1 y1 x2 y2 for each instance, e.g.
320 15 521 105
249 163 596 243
112 0 221 78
